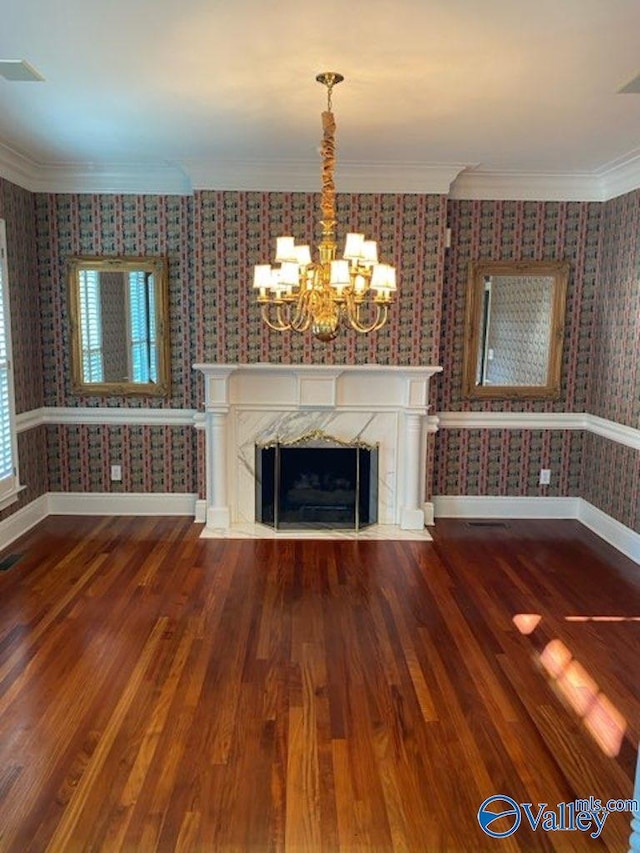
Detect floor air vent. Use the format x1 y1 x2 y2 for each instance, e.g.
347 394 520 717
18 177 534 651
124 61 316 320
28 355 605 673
0 554 22 571
466 521 509 529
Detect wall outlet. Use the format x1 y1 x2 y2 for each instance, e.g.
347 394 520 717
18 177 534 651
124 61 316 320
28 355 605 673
110 464 122 481
539 468 551 485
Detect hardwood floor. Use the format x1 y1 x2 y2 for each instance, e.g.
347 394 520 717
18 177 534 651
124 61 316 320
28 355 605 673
0 516 638 851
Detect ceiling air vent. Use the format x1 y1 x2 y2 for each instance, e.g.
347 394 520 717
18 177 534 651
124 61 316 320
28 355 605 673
0 60 45 82
618 72 640 94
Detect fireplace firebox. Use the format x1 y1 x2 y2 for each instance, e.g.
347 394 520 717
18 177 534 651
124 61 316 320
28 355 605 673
256 438 378 531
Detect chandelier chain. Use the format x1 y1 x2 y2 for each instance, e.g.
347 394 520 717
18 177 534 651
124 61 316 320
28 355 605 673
326 79 334 112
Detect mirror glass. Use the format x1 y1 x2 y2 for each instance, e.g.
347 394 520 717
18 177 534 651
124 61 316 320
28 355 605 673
68 256 170 396
463 260 569 399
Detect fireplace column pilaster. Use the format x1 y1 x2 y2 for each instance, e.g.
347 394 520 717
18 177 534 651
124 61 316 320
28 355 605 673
205 410 231 529
199 366 236 531
400 411 426 530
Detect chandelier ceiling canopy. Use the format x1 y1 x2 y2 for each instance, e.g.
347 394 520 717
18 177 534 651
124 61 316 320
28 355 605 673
253 72 397 343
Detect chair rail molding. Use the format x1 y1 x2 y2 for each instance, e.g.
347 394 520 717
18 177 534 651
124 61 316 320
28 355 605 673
437 411 640 451
16 407 198 430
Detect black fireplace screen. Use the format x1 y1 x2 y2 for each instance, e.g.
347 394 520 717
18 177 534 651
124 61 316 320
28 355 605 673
255 443 378 530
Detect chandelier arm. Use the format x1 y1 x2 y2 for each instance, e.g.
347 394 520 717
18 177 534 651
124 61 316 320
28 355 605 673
260 302 292 332
290 306 313 332
289 288 314 331
344 299 389 334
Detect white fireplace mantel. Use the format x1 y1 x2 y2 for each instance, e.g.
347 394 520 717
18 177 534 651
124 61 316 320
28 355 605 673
194 363 442 535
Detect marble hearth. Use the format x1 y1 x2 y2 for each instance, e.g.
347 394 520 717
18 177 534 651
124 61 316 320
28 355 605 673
194 363 442 539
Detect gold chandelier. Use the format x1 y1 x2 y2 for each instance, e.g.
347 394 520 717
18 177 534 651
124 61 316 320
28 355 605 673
253 72 397 343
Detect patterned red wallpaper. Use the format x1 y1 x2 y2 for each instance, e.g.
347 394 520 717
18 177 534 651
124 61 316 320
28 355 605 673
0 177 637 534
587 190 640 427
438 199 602 414
36 193 194 410
582 189 640 528
34 190 447 501
46 424 197 495
434 428 584 497
581 433 640 532
432 199 602 500
188 190 446 376
0 178 47 523
0 179 43 414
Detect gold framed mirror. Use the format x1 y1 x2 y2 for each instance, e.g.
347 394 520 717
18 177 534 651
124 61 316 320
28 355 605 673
462 260 570 400
68 256 170 396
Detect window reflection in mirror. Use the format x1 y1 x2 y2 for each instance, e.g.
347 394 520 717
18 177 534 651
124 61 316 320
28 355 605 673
463 260 569 400
68 256 170 396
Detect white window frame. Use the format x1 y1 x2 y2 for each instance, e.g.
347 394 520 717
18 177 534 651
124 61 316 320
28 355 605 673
0 220 21 510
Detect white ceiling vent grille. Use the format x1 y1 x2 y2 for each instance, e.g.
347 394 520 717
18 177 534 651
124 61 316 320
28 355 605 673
618 72 640 94
0 60 45 82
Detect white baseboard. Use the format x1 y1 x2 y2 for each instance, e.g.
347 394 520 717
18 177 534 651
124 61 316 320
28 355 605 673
577 499 640 565
0 494 49 551
423 501 435 526
434 494 640 565
433 495 580 519
48 492 199 516
194 500 207 523
4 492 638 567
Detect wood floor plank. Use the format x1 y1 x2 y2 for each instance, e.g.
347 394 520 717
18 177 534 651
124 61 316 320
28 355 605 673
44 616 170 852
0 516 638 851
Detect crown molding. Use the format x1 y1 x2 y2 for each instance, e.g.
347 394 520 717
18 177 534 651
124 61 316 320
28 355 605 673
186 159 468 194
0 147 466 195
1 142 639 200
31 162 193 195
339 162 468 194
449 168 606 202
595 148 640 201
0 141 41 193
449 151 640 202
0 142 192 195
186 159 318 193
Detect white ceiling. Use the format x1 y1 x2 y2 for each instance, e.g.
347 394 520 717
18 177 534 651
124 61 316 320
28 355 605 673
1 0 640 198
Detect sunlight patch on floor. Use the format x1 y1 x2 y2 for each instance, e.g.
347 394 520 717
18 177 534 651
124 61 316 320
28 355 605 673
513 614 628 758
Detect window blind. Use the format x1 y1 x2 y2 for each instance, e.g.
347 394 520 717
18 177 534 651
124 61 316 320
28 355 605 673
78 269 104 382
0 222 19 503
128 271 157 383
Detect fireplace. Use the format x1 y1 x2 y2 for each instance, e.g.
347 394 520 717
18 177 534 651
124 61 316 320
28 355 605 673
256 439 378 530
193 363 442 537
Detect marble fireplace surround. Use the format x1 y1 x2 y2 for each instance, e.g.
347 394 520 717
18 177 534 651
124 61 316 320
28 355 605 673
194 363 442 538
